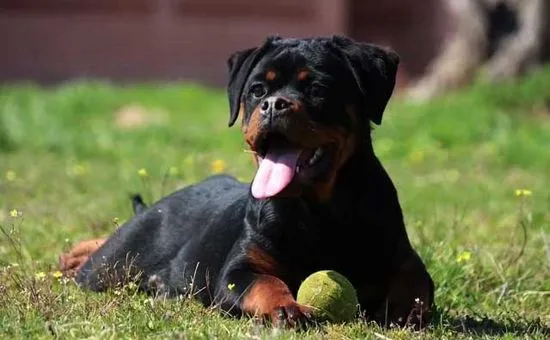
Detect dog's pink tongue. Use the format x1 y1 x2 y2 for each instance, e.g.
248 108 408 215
251 149 300 199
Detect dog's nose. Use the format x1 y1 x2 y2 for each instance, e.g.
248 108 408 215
260 97 292 116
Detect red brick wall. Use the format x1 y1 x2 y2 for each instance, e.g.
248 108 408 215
0 0 450 87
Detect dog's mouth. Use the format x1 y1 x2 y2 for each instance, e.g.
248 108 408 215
251 132 334 199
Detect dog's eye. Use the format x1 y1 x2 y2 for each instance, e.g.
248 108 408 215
309 84 327 98
249 83 268 99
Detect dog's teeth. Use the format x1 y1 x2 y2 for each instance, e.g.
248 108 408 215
308 148 324 165
296 165 301 173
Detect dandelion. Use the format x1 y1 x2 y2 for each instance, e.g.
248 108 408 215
138 168 148 177
456 251 472 263
515 189 532 197
5 170 16 182
227 283 235 291
52 271 63 279
35 272 47 280
211 159 227 174
112 217 120 225
9 209 19 218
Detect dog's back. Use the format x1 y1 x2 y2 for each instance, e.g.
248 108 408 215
77 175 249 299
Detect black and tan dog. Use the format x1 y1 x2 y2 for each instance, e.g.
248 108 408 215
59 36 434 328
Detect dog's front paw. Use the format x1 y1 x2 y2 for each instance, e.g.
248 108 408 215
268 302 313 328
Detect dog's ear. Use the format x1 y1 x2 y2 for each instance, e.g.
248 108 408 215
227 48 256 127
226 37 279 127
330 36 399 125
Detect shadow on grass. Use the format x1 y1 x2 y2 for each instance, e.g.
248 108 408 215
433 308 550 336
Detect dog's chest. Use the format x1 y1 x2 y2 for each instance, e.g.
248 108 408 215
313 215 384 263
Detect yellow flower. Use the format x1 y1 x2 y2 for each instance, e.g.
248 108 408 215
211 159 227 174
5 170 16 182
456 251 472 263
138 168 148 177
52 271 63 278
9 209 19 218
72 164 86 176
227 283 235 291
515 189 532 197
35 272 47 280
112 217 120 225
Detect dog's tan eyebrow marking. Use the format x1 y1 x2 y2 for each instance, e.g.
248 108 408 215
265 70 277 81
297 69 309 81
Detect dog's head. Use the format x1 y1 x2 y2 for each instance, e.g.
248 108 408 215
227 36 399 201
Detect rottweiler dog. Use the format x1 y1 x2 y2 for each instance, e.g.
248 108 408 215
59 36 434 328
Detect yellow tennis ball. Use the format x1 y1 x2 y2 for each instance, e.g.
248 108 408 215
296 270 359 323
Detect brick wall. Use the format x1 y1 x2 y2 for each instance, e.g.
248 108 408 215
0 0 451 87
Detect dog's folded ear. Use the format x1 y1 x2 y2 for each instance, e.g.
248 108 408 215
330 36 399 125
227 47 256 127
226 36 280 127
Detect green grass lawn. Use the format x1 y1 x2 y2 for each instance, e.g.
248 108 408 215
1 69 550 339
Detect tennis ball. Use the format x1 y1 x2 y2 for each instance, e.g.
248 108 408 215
296 270 359 323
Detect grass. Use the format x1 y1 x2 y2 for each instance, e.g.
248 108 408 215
1 68 550 339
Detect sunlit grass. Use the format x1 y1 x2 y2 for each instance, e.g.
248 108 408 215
1 68 550 338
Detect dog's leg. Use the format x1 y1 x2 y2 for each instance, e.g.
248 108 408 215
59 238 106 276
241 274 312 327
217 270 312 328
376 252 434 329
217 245 313 327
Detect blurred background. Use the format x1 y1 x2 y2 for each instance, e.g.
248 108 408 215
0 0 449 88
2 0 548 96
